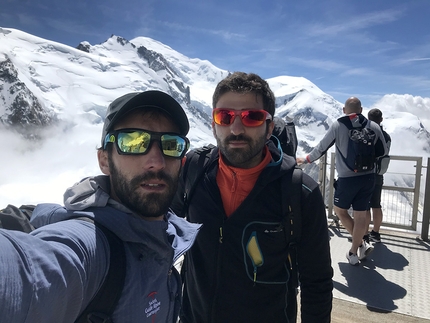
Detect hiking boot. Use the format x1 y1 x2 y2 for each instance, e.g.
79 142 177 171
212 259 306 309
369 230 381 243
346 252 359 266
358 241 374 260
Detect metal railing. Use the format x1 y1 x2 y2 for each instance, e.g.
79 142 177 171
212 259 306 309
422 157 430 240
318 153 429 240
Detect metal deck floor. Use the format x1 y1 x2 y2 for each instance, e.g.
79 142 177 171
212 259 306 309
328 224 430 320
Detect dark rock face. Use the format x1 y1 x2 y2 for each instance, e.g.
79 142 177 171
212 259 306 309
0 57 18 82
135 44 191 106
0 57 55 135
76 42 91 53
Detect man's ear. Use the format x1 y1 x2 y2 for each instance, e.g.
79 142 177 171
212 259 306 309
98 149 110 175
266 120 275 140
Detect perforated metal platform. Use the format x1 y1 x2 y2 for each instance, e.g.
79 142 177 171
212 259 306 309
329 224 430 320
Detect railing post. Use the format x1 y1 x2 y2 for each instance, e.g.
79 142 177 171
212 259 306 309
421 158 430 241
318 153 327 199
412 157 422 231
327 152 336 220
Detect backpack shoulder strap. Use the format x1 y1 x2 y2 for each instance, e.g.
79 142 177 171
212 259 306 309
282 167 303 288
282 167 303 242
337 115 352 127
75 220 126 323
182 144 216 216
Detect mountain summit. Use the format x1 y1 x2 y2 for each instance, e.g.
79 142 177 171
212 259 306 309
0 27 429 206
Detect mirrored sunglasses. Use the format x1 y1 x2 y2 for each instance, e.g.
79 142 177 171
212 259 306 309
213 108 272 127
104 128 190 158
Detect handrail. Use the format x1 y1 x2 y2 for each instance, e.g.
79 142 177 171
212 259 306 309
322 154 428 237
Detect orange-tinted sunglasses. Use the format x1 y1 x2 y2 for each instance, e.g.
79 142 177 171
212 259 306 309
213 108 272 127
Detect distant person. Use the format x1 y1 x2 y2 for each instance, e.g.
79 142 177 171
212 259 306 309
366 108 391 243
172 72 333 322
297 97 388 265
0 90 200 322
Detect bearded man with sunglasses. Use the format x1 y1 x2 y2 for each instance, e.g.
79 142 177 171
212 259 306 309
171 72 333 323
0 90 200 322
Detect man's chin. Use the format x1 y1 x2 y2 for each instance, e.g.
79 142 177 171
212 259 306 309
138 193 172 215
131 203 169 219
224 149 249 163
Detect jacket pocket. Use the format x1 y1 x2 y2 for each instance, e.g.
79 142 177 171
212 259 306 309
242 221 290 284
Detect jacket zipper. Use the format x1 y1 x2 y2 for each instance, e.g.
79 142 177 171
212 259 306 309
210 217 225 322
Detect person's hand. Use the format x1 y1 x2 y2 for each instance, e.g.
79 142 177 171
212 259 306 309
296 157 306 165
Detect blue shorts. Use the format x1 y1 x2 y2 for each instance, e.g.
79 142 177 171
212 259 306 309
334 174 375 211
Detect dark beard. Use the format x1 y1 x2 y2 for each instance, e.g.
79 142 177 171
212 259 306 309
109 160 179 218
216 133 267 168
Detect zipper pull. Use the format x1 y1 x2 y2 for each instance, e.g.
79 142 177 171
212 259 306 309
219 227 223 243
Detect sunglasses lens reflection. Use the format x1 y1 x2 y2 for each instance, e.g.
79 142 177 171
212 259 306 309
213 109 269 127
106 129 189 158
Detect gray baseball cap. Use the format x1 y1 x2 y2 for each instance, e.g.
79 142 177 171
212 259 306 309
101 90 190 147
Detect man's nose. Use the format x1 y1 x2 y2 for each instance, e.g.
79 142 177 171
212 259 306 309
143 142 166 170
230 115 245 136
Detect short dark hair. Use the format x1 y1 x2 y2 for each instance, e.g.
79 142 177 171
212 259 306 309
212 72 276 117
368 108 383 124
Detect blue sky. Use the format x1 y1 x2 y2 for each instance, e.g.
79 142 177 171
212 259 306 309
2 0 429 107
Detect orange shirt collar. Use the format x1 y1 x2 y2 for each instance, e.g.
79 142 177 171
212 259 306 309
217 146 271 216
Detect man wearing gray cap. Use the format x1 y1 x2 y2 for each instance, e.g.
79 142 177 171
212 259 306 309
0 90 200 322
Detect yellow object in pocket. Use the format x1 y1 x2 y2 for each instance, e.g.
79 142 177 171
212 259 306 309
247 234 263 267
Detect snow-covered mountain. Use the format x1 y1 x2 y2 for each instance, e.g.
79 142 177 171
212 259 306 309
1 27 429 207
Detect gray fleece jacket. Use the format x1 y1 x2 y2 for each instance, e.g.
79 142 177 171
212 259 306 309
306 113 388 178
0 175 201 323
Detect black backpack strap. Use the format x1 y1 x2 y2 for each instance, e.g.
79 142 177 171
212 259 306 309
282 167 303 289
74 220 126 323
181 144 216 217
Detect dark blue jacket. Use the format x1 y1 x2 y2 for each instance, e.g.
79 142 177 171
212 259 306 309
172 142 333 323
